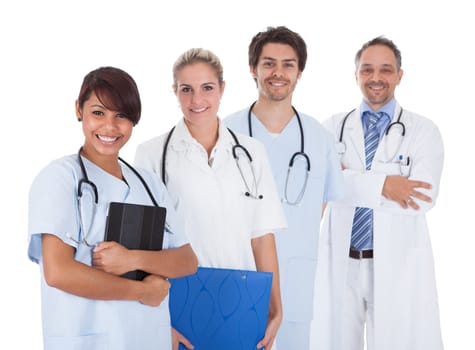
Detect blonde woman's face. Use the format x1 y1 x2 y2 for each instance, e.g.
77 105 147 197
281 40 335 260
174 62 225 128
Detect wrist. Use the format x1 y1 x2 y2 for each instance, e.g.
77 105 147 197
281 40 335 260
128 250 142 272
268 302 283 323
123 278 145 303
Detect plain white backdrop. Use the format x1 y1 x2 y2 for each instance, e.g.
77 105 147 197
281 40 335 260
1 0 473 348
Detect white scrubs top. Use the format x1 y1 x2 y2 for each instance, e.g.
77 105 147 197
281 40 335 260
135 118 287 270
28 154 188 350
225 109 344 322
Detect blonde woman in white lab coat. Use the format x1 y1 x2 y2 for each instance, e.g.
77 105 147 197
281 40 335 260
314 37 444 349
135 48 286 350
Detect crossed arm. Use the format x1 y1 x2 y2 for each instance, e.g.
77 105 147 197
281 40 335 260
42 234 197 306
382 175 432 210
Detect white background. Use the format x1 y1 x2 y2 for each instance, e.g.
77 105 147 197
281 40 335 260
1 0 473 348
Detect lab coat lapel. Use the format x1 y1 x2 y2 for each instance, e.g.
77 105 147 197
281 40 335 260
345 108 366 168
373 104 408 163
210 126 234 170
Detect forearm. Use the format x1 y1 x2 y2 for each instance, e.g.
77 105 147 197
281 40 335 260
267 276 283 323
341 169 386 208
379 144 444 214
49 257 145 301
342 170 436 215
251 234 283 321
132 244 197 278
42 235 145 301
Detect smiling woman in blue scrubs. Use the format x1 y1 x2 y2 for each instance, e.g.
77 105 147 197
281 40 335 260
27 66 197 350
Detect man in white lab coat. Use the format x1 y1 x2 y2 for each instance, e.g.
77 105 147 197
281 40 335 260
314 36 444 349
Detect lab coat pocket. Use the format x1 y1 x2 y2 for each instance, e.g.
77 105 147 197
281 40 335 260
283 257 317 322
44 333 108 350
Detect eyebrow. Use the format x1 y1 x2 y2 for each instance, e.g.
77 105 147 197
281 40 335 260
262 56 297 63
90 103 106 109
360 63 395 68
178 82 217 87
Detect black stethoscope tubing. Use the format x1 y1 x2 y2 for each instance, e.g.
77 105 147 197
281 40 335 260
77 147 158 207
338 107 405 144
161 125 263 199
247 101 311 171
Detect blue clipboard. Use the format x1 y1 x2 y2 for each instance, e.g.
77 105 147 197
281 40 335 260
169 267 273 350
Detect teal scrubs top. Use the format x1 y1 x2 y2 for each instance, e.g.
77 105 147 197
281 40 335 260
225 109 344 322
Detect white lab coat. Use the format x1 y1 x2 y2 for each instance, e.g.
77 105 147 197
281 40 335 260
135 119 287 270
314 103 444 349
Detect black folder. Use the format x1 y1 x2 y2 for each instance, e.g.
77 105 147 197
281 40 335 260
104 202 166 280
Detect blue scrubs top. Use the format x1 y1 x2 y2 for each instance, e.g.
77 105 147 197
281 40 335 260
225 109 344 322
28 154 188 350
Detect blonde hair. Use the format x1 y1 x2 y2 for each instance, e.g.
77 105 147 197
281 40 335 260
172 48 224 91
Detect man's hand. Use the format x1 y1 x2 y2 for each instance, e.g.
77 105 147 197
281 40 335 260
382 175 432 209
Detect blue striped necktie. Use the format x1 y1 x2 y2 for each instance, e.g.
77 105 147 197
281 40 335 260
350 111 383 250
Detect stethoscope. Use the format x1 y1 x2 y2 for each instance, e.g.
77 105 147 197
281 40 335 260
161 125 264 200
247 101 310 206
336 107 406 163
74 147 159 247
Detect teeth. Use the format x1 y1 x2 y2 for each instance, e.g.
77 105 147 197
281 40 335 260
269 81 286 87
98 135 118 142
192 107 207 113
